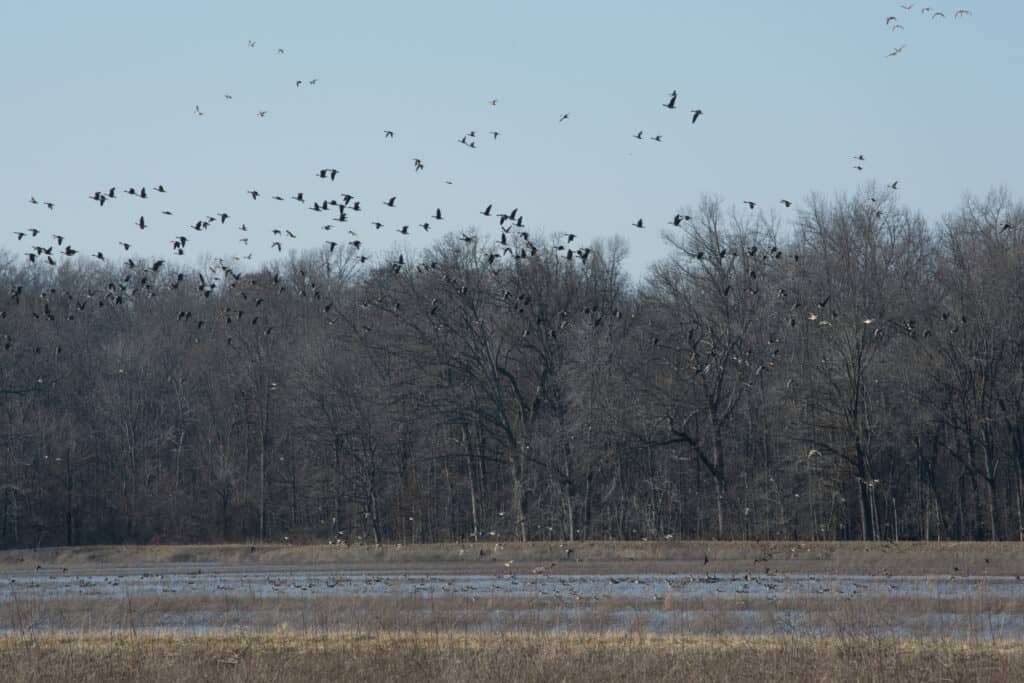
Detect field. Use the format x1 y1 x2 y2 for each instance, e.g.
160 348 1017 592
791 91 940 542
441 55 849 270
2 541 1023 681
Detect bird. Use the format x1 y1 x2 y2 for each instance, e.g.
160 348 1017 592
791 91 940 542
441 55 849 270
489 99 498 106
248 40 256 48
384 130 395 138
384 196 397 207
559 113 570 122
257 110 268 118
690 109 703 124
481 204 493 216
649 134 663 142
632 218 645 229
780 199 793 208
663 90 677 109
135 216 146 230
633 130 643 140
889 181 900 190
887 45 906 57
413 158 424 171
433 208 443 221
886 16 898 24
954 9 971 18
249 190 260 200
743 201 756 210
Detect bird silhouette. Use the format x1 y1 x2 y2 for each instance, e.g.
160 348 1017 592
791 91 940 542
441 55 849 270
663 90 677 109
690 109 703 123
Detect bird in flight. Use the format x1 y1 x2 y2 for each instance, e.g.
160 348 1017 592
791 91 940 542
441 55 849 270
633 130 643 140
886 16 898 24
489 99 498 106
632 218 645 229
887 45 906 57
413 158 424 171
743 201 757 210
384 196 397 207
559 113 570 122
663 90 677 109
194 105 204 116
690 109 703 124
257 110 268 118
889 181 900 190
384 130 395 138
248 40 256 48
780 199 793 208
954 9 972 18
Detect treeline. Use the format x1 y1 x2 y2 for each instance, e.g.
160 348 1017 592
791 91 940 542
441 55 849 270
1 185 1023 548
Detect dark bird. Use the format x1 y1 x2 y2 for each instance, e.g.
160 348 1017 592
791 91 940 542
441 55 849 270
633 130 644 140
433 208 443 221
481 204 493 216
413 158 424 171
136 216 146 230
292 192 304 202
663 90 677 109
780 199 793 208
384 130 395 138
249 190 260 200
690 109 703 124
384 196 397 207
743 201 756 210
632 218 645 229
889 180 900 190
398 225 410 235
559 113 570 122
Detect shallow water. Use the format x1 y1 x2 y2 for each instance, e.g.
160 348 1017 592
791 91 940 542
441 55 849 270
3 570 1022 638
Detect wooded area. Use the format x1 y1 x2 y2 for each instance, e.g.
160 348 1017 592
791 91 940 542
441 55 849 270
1 186 1022 548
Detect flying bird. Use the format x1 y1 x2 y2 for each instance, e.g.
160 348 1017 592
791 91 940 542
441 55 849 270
663 90 678 109
690 109 703 124
887 45 906 57
559 113 570 122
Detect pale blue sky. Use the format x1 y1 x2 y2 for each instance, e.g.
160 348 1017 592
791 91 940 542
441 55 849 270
1 1 1018 273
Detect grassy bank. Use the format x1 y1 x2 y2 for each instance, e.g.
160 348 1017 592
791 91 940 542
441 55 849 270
0 630 1020 682
2 540 1023 576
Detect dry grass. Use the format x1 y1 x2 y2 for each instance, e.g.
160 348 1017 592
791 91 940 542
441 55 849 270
0 629 1021 682
3 540 1023 576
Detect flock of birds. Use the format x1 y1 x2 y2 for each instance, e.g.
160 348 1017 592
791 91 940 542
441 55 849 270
885 4 973 57
7 5 1008 361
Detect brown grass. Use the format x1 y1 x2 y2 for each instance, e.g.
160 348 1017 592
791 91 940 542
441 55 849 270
3 540 1023 576
0 630 1021 682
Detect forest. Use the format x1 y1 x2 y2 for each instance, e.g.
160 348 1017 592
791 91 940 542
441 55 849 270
1 186 1022 548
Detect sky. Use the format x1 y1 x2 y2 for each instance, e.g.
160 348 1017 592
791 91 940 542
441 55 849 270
1 1 1019 275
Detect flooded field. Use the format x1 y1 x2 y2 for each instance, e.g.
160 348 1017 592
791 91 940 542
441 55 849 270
4 566 1023 639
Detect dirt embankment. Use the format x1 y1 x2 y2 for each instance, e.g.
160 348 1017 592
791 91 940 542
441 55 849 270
1 540 1021 576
